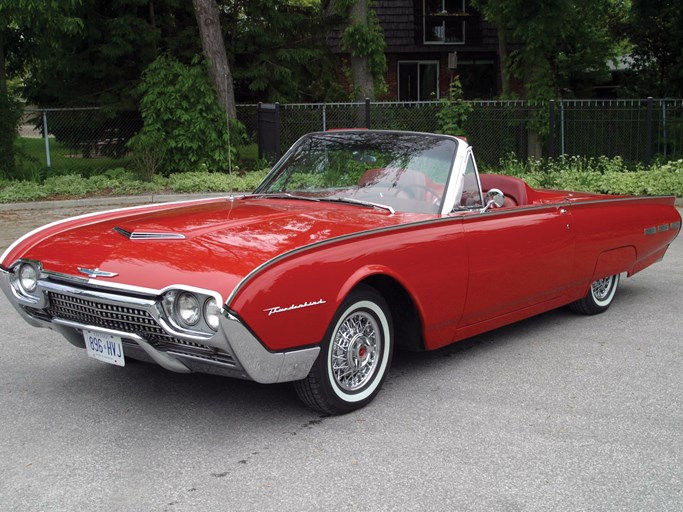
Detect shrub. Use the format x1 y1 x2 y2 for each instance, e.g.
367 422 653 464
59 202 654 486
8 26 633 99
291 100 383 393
129 56 245 176
490 155 683 197
436 77 472 138
167 169 268 193
0 180 50 202
43 174 94 197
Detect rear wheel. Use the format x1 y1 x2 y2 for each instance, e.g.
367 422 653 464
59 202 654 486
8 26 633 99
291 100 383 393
294 285 393 415
569 274 620 315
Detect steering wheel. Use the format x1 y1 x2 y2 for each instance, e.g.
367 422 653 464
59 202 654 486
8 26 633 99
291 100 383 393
395 184 441 203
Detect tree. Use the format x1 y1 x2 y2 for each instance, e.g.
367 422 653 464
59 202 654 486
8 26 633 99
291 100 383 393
624 0 683 97
192 0 236 118
474 0 622 100
324 0 387 100
24 0 200 111
227 0 342 102
473 0 623 156
0 0 82 178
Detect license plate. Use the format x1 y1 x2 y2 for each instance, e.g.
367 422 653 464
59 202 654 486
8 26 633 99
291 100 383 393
83 330 125 367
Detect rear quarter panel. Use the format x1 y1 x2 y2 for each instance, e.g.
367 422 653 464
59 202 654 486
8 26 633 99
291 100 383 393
568 197 680 296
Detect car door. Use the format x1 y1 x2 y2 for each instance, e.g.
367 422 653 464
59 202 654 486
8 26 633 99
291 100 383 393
455 158 575 328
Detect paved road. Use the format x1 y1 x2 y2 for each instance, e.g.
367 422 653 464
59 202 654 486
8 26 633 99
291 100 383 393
1 200 682 511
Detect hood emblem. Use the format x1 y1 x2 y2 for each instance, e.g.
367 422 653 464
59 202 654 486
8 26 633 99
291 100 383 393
78 268 119 279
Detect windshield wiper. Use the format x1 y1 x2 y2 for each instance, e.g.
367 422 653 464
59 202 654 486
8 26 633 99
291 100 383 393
241 193 394 214
240 193 321 202
320 197 395 214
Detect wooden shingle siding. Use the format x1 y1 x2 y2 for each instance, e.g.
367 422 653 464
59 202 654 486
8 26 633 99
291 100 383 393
328 1 498 53
375 0 416 50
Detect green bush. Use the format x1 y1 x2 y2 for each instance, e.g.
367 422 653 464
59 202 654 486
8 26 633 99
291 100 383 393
167 169 268 194
488 155 683 197
129 56 246 176
0 180 51 202
436 77 472 138
0 156 679 203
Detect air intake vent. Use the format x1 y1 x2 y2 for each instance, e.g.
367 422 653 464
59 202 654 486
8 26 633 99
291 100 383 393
114 227 185 240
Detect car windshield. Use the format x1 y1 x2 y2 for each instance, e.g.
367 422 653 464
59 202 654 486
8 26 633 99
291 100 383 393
253 131 458 214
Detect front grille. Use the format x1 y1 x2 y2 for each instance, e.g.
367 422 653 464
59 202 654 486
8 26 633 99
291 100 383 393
44 291 236 367
47 291 166 339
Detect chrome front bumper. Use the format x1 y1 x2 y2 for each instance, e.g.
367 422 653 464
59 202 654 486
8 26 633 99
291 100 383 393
0 267 319 384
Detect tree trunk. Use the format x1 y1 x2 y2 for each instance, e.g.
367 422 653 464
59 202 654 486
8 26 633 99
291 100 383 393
523 61 543 159
192 0 236 119
496 23 510 97
348 1 375 100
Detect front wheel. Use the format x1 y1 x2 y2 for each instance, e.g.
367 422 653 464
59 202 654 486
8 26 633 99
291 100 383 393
294 285 393 415
569 274 620 315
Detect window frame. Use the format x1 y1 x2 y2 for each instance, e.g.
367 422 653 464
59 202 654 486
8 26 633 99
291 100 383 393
423 0 467 45
397 60 440 102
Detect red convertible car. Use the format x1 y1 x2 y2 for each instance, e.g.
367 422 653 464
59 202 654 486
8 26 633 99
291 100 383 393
1 131 680 414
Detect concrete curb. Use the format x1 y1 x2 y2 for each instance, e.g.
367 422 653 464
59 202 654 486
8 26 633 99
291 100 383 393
0 192 230 211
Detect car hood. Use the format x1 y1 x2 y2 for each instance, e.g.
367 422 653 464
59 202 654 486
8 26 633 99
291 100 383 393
7 197 428 301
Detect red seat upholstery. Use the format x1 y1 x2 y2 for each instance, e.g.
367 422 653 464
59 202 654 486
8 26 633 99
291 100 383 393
479 174 529 207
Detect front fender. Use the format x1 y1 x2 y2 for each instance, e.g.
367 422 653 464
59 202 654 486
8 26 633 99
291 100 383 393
228 220 468 352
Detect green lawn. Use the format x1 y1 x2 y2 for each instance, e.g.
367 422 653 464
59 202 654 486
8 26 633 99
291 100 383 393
15 136 131 178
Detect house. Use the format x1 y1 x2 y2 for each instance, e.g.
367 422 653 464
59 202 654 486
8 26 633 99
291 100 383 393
380 0 501 100
329 1 502 100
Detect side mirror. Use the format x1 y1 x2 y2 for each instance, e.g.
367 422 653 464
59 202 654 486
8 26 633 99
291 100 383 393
483 188 505 212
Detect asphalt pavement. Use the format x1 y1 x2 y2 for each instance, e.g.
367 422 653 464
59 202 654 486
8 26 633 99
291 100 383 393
0 196 681 511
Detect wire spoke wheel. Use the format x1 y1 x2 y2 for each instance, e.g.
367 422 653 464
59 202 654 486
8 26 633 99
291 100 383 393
331 311 381 392
591 276 614 301
294 285 393 415
570 273 620 315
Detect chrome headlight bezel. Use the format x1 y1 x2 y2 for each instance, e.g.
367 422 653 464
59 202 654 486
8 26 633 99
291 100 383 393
161 287 224 336
9 260 43 302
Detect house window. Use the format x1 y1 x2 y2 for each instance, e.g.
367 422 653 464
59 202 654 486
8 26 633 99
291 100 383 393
423 0 466 44
398 61 439 101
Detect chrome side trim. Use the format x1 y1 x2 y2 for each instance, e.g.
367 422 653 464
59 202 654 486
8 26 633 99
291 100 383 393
226 196 679 306
225 203 566 306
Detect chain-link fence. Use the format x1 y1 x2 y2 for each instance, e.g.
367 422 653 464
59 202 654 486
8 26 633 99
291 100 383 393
258 98 683 168
551 99 683 164
16 99 683 177
18 108 142 176
17 106 261 176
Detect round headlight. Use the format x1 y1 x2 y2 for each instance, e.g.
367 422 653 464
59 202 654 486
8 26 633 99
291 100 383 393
204 298 222 331
176 292 200 326
18 264 38 293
